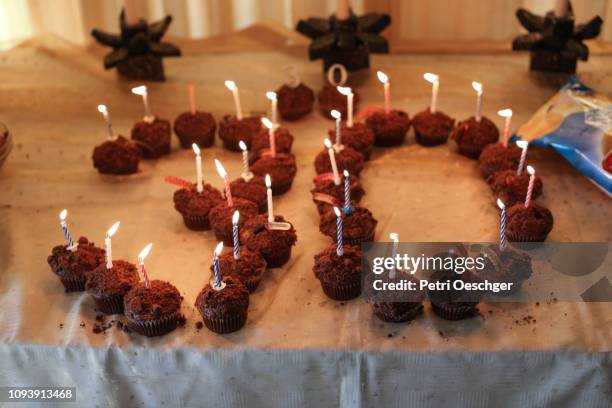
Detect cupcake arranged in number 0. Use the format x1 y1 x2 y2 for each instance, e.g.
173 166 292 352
130 86 172 159
92 105 141 175
218 80 261 151
173 82 216 149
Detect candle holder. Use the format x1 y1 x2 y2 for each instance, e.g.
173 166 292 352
512 4 603 73
295 10 391 72
91 9 181 82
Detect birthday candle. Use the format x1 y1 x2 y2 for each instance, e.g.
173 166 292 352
224 80 243 120
334 207 343 256
324 138 341 186
212 242 224 290
105 221 120 269
497 199 506 251
377 71 391 114
238 141 253 181
97 104 115 140
265 174 274 223
343 170 351 214
525 166 536 208
59 209 77 251
389 232 399 279
188 80 196 115
472 82 483 122
516 140 529 175
337 86 354 127
331 110 342 148
214 159 233 207
266 91 278 126
498 109 513 147
192 144 204 193
423 73 439 113
261 117 276 156
138 243 153 289
232 211 240 260
131 85 153 123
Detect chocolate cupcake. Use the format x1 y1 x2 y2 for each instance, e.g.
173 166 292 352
123 280 184 337
250 127 294 155
328 123 375 160
478 142 522 179
314 146 365 176
371 276 426 323
277 83 315 120
365 110 411 147
47 237 106 292
317 84 360 118
218 115 261 151
250 153 297 195
481 245 533 295
240 214 297 268
92 135 141 175
313 244 362 301
131 117 172 158
487 169 543 207
230 176 268 213
195 276 249 334
208 198 259 245
173 111 216 149
173 184 224 231
507 203 554 242
411 109 455 146
311 175 365 214
86 260 139 314
319 206 377 245
451 116 499 159
211 249 267 292
428 261 482 321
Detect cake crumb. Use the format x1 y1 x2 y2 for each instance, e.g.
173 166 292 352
195 321 204 330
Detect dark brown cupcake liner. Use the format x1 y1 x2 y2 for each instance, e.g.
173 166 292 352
92 294 125 315
181 213 211 231
271 179 294 195
415 131 449 147
138 141 170 159
456 144 483 159
264 246 292 268
59 275 87 292
372 302 424 323
176 129 215 149
202 310 247 334
373 131 407 147
507 231 548 243
320 279 361 301
431 302 479 321
126 311 181 337
242 274 263 293
219 137 243 152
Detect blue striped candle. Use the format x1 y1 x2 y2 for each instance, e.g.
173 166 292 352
213 242 224 289
334 207 343 256
232 211 240 260
497 198 506 251
58 209 76 251
343 170 352 215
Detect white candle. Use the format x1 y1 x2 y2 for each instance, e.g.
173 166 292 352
331 110 342 148
337 86 354 127
238 141 253 181
131 85 153 123
525 166 536 208
266 91 278 126
389 232 399 279
261 117 276 156
497 108 513 147
472 81 483 122
105 221 120 269
224 80 243 120
265 174 274 223
423 73 439 113
97 104 115 140
192 144 203 193
214 159 233 207
124 0 140 25
324 138 341 186
516 140 529 175
554 0 569 18
336 0 350 19
377 71 391 113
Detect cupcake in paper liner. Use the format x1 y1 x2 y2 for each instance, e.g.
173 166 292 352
86 260 140 315
313 244 362 301
195 276 249 334
47 237 106 292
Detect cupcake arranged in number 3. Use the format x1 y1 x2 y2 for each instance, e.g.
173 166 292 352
196 242 250 334
130 86 172 159
412 73 455 147
276 66 314 121
173 81 216 149
92 104 141 175
218 80 261 151
317 64 361 119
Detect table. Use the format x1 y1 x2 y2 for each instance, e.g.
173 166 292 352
0 28 611 407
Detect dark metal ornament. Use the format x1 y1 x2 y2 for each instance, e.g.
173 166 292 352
296 10 391 72
512 4 603 73
91 9 181 81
